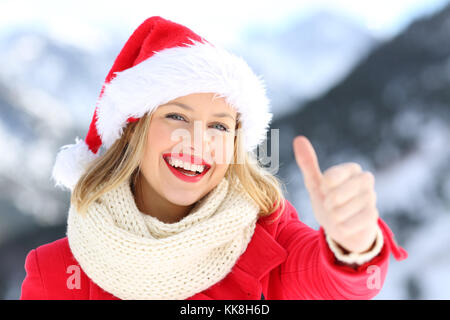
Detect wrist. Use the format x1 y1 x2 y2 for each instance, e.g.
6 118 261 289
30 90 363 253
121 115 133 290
325 226 384 265
336 236 377 255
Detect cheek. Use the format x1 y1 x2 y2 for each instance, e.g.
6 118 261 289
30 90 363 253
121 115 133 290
148 121 174 148
147 120 186 160
141 121 174 170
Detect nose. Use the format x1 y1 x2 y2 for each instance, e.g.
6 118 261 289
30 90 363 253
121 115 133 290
183 121 214 164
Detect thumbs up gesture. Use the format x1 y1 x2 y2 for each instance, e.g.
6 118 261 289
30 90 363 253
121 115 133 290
293 136 379 254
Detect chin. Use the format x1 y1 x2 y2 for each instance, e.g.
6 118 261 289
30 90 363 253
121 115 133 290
162 189 202 207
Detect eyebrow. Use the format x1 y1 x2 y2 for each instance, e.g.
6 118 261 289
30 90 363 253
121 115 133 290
160 102 236 121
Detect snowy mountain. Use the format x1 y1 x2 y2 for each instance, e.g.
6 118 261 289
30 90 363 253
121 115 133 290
0 27 119 125
231 10 379 117
0 28 121 238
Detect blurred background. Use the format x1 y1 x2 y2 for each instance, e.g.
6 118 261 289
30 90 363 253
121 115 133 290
0 0 449 299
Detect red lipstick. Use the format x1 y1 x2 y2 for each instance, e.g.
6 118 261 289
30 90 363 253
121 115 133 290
162 153 211 183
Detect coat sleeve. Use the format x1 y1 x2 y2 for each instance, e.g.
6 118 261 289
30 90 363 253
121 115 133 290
268 199 408 300
20 249 48 300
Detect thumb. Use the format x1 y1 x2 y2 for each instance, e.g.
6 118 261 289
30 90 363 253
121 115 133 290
293 136 323 193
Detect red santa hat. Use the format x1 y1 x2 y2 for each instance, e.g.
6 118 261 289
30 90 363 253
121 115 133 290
51 16 273 191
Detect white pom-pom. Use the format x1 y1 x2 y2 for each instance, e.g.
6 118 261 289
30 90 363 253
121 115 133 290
51 137 99 191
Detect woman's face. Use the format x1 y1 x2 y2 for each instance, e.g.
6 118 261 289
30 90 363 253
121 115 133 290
139 92 238 206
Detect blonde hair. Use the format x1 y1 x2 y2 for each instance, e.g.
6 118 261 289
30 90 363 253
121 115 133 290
71 111 286 224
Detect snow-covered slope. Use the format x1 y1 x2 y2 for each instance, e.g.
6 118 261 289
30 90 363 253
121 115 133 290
231 10 378 117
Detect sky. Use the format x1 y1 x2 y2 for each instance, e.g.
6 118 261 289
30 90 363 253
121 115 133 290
0 0 449 50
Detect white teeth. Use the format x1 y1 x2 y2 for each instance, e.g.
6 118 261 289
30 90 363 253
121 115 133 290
167 157 205 173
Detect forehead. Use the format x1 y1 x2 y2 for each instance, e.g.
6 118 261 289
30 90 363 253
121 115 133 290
157 93 238 120
164 93 235 110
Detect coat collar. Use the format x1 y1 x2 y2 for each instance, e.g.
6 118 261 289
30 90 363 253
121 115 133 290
234 222 287 280
89 221 287 300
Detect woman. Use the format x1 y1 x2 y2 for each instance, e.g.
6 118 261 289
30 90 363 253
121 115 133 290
20 16 407 300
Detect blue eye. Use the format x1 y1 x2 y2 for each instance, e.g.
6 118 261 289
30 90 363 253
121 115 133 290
166 113 229 132
211 123 229 132
166 113 186 121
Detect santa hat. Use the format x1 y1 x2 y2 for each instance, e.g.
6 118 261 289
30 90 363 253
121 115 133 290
51 16 273 191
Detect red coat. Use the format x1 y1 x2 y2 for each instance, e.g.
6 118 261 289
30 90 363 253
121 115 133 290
20 199 408 300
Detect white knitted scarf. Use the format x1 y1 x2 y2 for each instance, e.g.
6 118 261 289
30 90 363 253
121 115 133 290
66 175 260 300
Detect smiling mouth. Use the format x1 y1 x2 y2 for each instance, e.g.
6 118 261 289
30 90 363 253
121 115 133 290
163 155 211 178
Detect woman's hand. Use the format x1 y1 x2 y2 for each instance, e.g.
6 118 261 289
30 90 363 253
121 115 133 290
293 135 379 254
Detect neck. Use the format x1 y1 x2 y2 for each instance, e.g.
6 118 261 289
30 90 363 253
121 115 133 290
132 172 195 224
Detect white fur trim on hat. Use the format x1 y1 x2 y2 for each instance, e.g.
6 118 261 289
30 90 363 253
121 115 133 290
51 137 100 191
96 39 273 152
